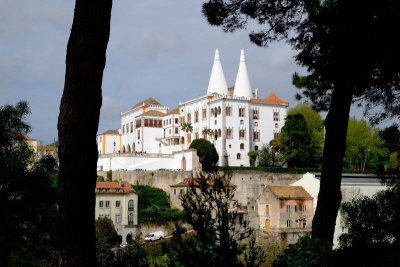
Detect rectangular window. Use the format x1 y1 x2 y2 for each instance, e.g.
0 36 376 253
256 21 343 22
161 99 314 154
226 106 232 116
136 119 141 128
253 109 259 119
287 220 291 228
239 129 246 139
130 122 133 133
159 120 162 128
202 108 207 120
286 205 291 213
187 113 191 123
175 127 178 134
115 214 121 223
273 111 280 121
295 205 299 212
175 118 179 124
239 108 245 117
144 119 149 127
99 201 104 208
105 201 110 208
116 201 120 208
254 131 260 141
149 119 154 127
237 153 241 159
302 205 307 212
226 129 233 139
195 111 199 123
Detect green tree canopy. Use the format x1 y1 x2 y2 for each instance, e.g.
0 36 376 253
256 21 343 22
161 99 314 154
271 113 316 167
95 218 122 267
344 117 387 171
189 139 219 172
288 103 324 132
0 102 58 266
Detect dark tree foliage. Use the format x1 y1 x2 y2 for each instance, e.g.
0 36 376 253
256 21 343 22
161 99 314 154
170 168 253 266
56 0 113 265
379 124 400 155
0 102 58 266
271 113 315 167
119 234 148 267
189 138 219 172
244 233 266 267
95 218 122 267
202 0 400 244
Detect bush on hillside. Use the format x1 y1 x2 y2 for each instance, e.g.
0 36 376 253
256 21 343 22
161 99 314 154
189 138 219 172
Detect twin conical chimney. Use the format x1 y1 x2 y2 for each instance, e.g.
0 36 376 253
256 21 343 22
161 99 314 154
233 49 252 98
207 49 228 95
207 49 253 98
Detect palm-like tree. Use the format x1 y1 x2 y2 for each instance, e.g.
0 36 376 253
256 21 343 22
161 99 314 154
202 128 212 140
181 123 193 146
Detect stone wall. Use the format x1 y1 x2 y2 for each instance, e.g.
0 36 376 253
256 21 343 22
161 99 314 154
98 170 303 207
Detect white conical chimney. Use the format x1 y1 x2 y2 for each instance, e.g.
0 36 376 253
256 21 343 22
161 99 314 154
233 49 252 98
207 49 228 95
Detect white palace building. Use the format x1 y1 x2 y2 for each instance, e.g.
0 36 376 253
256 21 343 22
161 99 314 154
97 49 289 171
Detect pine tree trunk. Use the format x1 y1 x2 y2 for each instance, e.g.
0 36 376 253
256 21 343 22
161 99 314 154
311 84 353 244
55 1 112 266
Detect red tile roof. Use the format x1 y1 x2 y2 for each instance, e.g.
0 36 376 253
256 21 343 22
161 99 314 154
269 185 313 200
96 181 137 194
251 92 288 106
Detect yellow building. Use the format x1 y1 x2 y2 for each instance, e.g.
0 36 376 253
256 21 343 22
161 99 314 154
95 181 138 232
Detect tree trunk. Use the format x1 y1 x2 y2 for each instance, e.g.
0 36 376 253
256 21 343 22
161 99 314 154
311 83 353 244
55 1 112 266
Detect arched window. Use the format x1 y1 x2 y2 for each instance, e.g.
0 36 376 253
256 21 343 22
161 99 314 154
218 106 221 114
237 153 241 159
255 145 259 151
128 200 134 211
127 144 131 153
128 213 134 225
240 143 244 150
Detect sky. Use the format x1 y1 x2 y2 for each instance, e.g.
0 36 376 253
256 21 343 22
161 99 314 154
0 1 391 144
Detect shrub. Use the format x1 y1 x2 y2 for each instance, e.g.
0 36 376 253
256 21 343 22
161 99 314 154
106 170 112 180
273 236 332 267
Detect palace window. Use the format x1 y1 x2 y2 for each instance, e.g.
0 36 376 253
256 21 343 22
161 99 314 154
187 134 191 144
175 118 179 124
240 143 244 150
255 145 259 151
239 108 245 117
122 125 125 134
273 111 280 121
253 109 259 120
239 129 246 139
144 119 149 127
195 132 199 139
274 132 279 140
218 106 221 114
226 129 233 139
136 119 141 128
237 153 241 159
254 131 260 141
195 111 199 123
275 123 279 128
175 127 178 134
202 108 207 120
149 119 153 127
126 124 129 133
226 106 232 116
187 113 191 123
240 120 244 125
